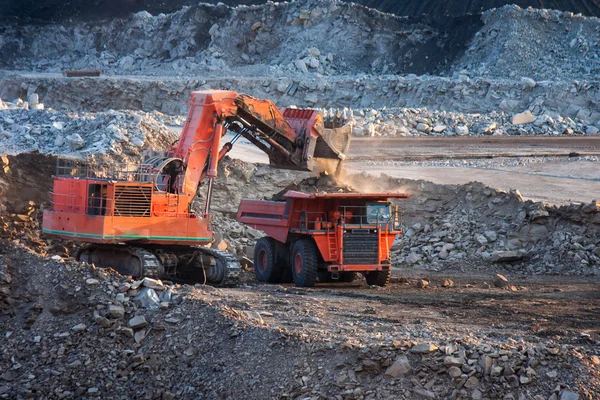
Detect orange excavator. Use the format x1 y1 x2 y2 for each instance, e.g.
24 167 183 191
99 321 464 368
42 90 351 285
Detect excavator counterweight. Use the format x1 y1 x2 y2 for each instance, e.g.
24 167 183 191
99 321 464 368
42 90 352 286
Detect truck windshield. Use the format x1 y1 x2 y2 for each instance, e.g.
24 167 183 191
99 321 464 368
366 203 391 223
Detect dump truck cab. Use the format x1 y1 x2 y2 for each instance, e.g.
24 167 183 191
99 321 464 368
237 191 409 287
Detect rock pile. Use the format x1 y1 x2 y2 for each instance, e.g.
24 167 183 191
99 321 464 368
457 5 600 81
379 178 600 276
0 106 177 160
0 1 456 77
352 107 599 137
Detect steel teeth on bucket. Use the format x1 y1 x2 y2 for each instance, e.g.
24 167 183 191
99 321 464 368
321 107 352 129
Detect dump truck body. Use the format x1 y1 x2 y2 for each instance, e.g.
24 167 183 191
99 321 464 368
237 191 409 287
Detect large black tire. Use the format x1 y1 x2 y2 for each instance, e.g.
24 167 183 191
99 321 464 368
253 237 282 283
339 272 357 283
365 269 391 287
291 239 319 287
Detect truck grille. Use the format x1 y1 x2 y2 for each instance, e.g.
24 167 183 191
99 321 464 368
343 229 379 265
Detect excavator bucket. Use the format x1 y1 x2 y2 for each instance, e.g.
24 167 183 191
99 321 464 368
280 108 352 173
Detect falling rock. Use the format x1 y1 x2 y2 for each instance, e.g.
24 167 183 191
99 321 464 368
411 343 438 354
128 315 148 330
385 355 413 378
86 278 99 285
493 274 510 288
107 304 125 319
433 125 447 133
512 110 536 125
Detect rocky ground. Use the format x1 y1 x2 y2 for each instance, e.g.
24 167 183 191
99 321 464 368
1 154 599 399
0 0 599 398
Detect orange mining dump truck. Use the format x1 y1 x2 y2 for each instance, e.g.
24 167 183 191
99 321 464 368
42 90 351 286
237 191 409 287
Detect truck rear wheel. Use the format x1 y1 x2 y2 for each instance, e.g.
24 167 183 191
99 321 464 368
291 239 318 287
254 237 281 283
365 269 391 287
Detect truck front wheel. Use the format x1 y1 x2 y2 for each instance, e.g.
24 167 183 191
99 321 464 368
291 239 318 287
254 237 282 283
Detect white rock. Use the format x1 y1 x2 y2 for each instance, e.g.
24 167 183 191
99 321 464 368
455 125 469 135
130 137 144 147
432 125 447 133
295 59 309 73
66 133 85 150
119 56 135 72
416 122 430 133
512 110 536 125
520 77 536 88
208 23 219 35
71 323 86 332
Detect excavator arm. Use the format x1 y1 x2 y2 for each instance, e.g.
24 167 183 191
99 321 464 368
171 90 351 202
